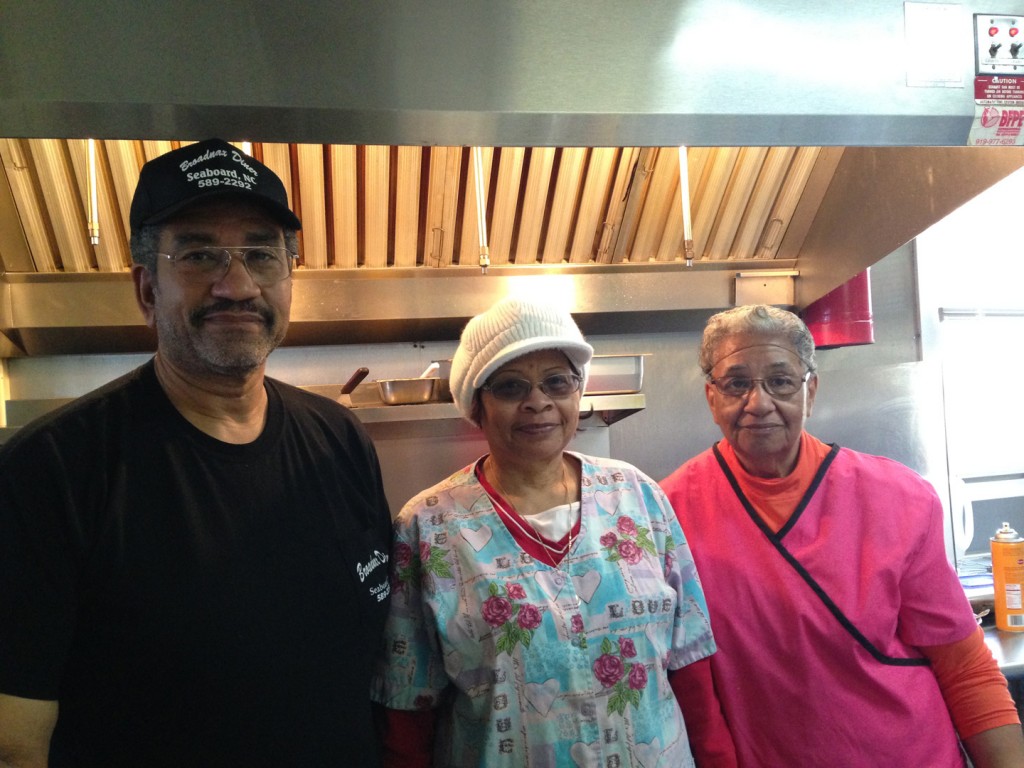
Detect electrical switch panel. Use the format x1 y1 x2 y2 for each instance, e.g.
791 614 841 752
976 14 1024 74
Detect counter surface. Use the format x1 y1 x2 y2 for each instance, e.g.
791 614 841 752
985 627 1024 679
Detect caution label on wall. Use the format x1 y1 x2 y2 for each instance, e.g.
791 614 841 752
970 76 1024 145
975 76 1024 101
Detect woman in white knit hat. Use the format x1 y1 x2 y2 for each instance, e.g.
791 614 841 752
371 295 733 767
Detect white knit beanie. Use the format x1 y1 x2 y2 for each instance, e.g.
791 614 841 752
450 296 594 423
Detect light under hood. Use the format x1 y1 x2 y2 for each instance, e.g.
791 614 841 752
2 141 1024 356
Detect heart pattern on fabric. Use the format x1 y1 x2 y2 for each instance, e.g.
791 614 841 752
523 678 561 715
570 740 602 768
633 738 662 768
571 570 601 603
460 524 492 551
534 570 566 601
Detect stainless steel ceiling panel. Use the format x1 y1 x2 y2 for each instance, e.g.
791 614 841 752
0 1 1016 146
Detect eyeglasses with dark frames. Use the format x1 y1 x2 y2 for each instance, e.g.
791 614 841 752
157 246 296 286
481 373 583 402
708 370 812 398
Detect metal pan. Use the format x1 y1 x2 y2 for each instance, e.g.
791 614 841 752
377 377 442 405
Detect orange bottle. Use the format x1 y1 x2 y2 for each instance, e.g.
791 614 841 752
991 522 1024 632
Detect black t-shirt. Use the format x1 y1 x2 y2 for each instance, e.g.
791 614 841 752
0 361 393 767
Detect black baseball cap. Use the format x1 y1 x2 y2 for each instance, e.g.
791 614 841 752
129 138 301 234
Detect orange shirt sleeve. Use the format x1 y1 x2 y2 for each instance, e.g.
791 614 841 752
921 626 1021 739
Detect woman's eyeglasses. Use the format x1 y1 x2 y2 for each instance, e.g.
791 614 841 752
709 371 811 398
482 373 582 401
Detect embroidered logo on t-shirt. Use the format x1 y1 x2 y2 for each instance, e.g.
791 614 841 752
358 549 391 603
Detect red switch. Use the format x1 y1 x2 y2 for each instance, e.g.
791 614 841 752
991 26 1001 36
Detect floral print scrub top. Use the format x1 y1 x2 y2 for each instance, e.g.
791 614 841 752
371 452 715 768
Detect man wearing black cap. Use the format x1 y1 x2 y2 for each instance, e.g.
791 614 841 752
0 140 393 767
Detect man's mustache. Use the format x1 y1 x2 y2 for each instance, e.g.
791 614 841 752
190 300 274 326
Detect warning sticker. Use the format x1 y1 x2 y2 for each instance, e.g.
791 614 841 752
969 75 1024 145
975 75 1024 103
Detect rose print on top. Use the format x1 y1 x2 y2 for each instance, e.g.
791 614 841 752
482 581 544 655
593 635 648 716
570 613 588 649
600 516 657 565
663 533 676 576
393 541 452 595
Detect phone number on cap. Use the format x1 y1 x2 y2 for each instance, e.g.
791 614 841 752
196 178 253 189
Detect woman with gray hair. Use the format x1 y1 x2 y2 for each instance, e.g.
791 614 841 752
697 303 816 379
662 304 1024 767
372 295 732 767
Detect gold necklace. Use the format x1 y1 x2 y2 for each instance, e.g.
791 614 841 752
487 458 578 560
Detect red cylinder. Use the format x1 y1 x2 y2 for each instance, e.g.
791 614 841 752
801 269 874 349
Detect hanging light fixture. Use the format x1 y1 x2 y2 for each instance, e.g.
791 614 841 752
472 146 490 274
678 145 694 267
87 138 99 245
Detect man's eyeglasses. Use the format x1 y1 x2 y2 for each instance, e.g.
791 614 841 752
482 373 583 402
709 371 812 398
157 246 296 286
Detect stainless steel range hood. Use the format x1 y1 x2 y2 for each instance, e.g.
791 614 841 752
3 1 1024 356
0 1 1008 146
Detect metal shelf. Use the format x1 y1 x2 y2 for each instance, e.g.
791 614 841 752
0 393 646 445
342 393 645 427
